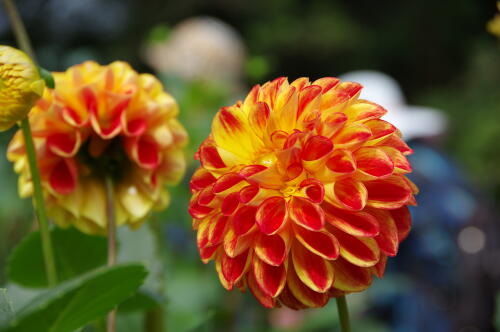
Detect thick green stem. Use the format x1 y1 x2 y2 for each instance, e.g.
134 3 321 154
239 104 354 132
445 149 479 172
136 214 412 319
105 177 117 332
20 119 57 286
336 295 351 332
3 0 58 288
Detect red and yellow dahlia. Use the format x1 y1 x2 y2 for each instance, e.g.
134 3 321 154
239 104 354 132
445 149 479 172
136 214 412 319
189 77 417 309
8 61 187 235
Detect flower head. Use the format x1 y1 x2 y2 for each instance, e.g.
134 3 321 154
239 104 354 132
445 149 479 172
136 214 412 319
0 45 44 131
8 61 187 235
189 77 417 309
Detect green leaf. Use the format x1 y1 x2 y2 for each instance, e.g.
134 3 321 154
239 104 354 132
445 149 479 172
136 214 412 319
0 289 14 326
3 264 147 332
118 288 163 313
38 67 55 89
7 227 107 288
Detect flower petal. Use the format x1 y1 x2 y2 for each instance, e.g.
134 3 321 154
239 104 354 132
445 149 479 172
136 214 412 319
216 250 251 290
224 227 256 257
365 175 412 209
369 208 399 256
213 172 245 195
390 206 412 242
295 226 339 260
324 178 367 211
49 158 78 195
253 256 287 297
332 229 380 267
287 264 329 307
331 258 372 292
292 242 334 293
232 205 257 236
323 202 379 237
248 270 276 308
190 168 217 191
345 100 387 122
354 146 394 178
256 196 287 235
289 197 325 231
298 178 325 203
255 233 288 266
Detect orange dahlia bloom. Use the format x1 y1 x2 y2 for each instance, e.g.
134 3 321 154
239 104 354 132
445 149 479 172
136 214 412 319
8 61 187 235
189 77 417 309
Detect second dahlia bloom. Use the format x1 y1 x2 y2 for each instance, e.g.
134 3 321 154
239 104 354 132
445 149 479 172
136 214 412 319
189 77 417 309
8 61 187 235
0 45 45 131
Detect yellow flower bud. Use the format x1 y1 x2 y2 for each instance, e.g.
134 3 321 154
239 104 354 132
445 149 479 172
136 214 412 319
0 45 45 131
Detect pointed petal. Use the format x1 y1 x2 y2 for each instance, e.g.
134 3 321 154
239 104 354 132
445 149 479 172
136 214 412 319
365 119 396 142
331 258 372 292
295 227 339 260
221 192 240 216
213 172 245 195
368 208 399 256
216 250 251 290
248 102 270 139
198 142 226 169
312 77 340 93
287 265 329 307
324 178 367 211
255 233 288 266
49 158 78 195
371 254 387 278
232 205 257 235
333 123 372 149
333 230 380 267
47 131 81 157
390 206 412 242
289 197 325 231
301 135 333 172
292 243 334 292
224 227 256 257
253 256 287 297
323 202 379 237
354 147 394 178
248 270 276 308
298 178 325 203
345 100 387 122
190 168 217 191
365 175 412 209
297 85 322 121
256 196 287 235
325 149 356 174
380 146 411 173
212 106 259 161
278 286 308 310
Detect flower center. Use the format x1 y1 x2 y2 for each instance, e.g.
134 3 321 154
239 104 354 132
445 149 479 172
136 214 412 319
77 135 131 181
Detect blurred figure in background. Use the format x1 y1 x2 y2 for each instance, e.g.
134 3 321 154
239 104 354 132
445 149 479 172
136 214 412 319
339 71 500 332
143 16 246 92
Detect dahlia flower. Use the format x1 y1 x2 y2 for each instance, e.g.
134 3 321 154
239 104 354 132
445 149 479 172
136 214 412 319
189 77 417 309
8 61 187 235
0 45 44 131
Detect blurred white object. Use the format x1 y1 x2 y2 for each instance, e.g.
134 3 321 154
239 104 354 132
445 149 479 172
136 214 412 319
339 70 448 140
144 16 245 84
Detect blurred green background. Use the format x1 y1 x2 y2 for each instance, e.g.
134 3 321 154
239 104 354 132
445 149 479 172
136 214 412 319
1 0 500 331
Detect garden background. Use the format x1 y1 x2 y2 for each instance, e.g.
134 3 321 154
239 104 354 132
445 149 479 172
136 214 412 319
1 0 500 331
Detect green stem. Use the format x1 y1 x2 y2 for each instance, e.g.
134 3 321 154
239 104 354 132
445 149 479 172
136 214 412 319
105 177 117 332
3 0 58 288
20 119 58 286
336 295 351 332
